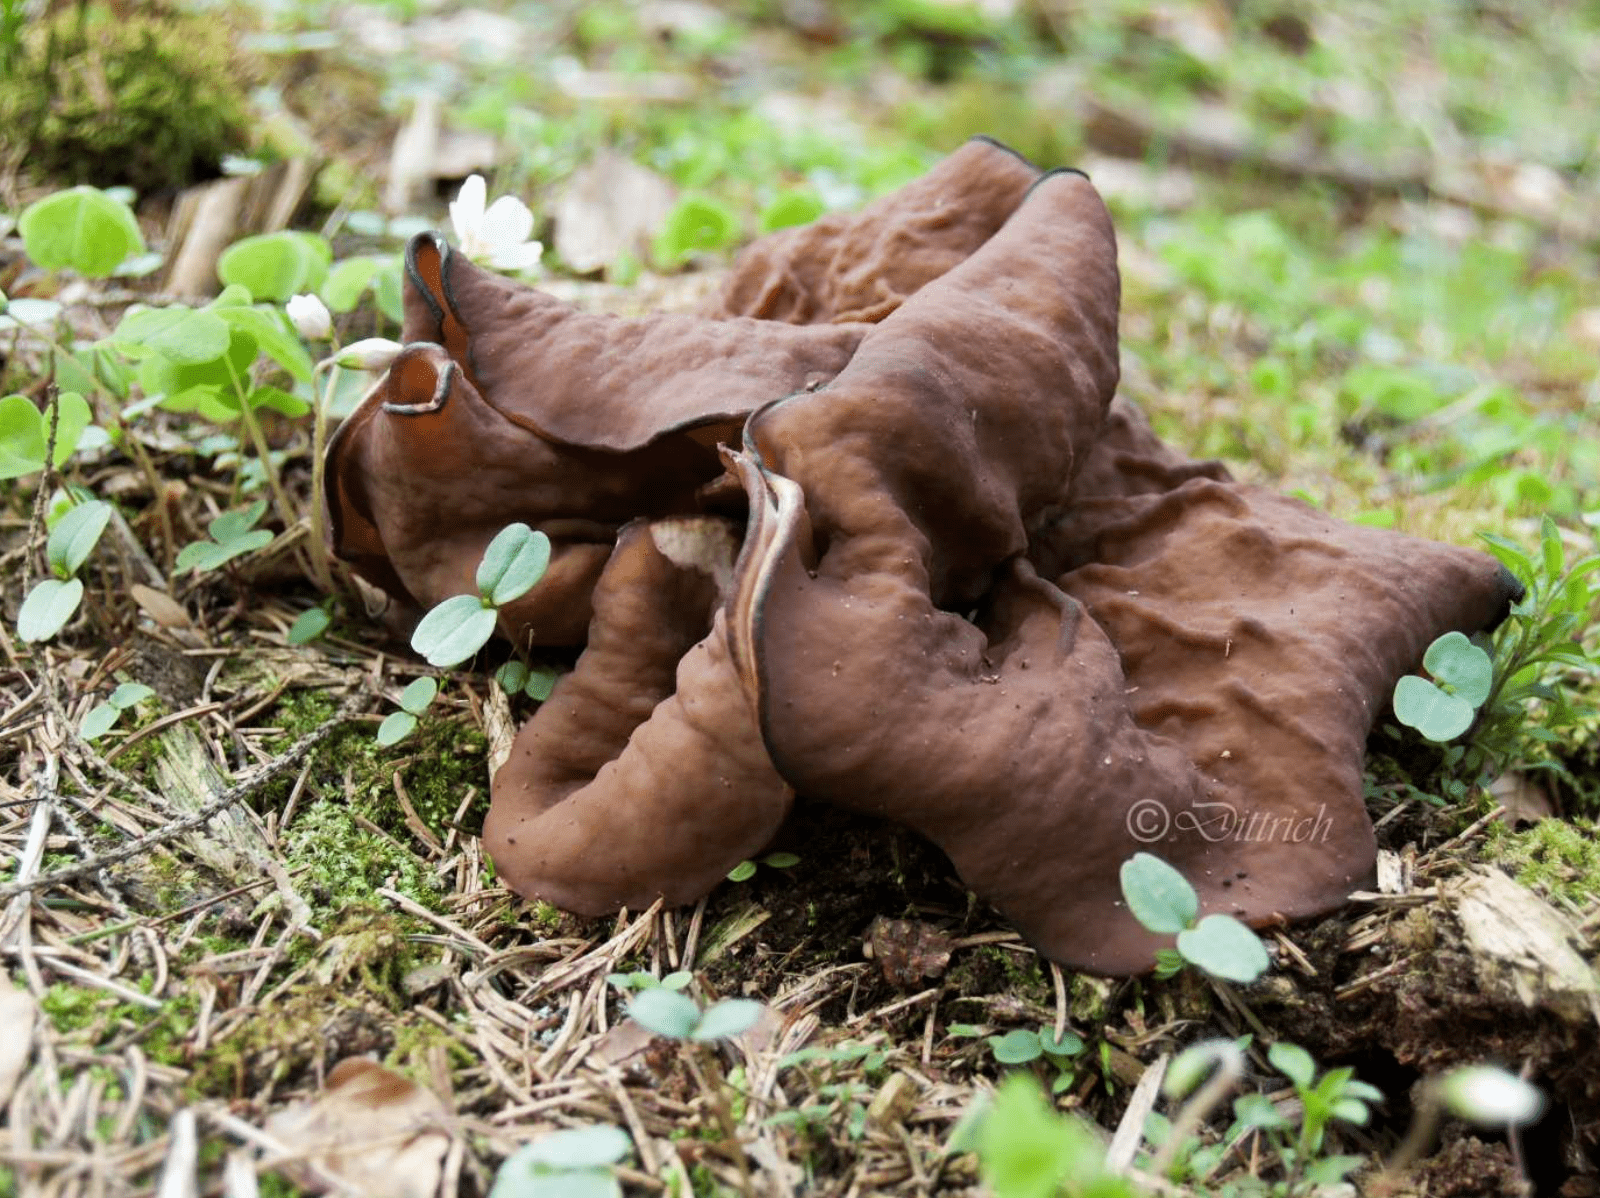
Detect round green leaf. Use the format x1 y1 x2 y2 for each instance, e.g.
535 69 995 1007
496 661 530 693
661 971 693 991
109 682 155 709
0 394 46 478
1267 1042 1317 1090
113 306 232 366
476 524 552 606
288 607 331 645
47 500 112 577
210 500 268 544
175 540 232 573
412 595 498 668
19 187 145 278
525 665 559 701
217 231 331 302
989 1029 1043 1065
1119 852 1199 936
400 676 439 715
1038 1029 1083 1057
761 852 800 869
1176 914 1270 983
490 1158 618 1198
1393 675 1475 742
692 998 764 1042
18 577 85 641
376 710 418 747
726 860 757 882
519 1125 631 1170
628 987 700 1039
80 702 122 741
1421 631 1493 708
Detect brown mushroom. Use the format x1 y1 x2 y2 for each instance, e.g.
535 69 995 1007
329 141 1519 974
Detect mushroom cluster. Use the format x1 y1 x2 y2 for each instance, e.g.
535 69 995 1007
324 138 1518 974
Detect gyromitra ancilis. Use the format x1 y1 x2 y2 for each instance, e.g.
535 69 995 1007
324 137 1518 974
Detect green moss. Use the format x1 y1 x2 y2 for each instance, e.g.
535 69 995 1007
385 1014 475 1078
1487 817 1600 908
0 2 254 193
39 983 196 1067
267 689 489 846
193 909 417 1096
281 801 440 909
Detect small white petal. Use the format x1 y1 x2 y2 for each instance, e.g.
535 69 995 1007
1439 1066 1544 1127
333 338 404 372
487 240 545 273
478 195 536 251
286 294 332 340
449 175 488 245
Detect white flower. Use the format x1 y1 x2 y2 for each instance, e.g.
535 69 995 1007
1438 1066 1544 1127
286 293 332 340
449 175 545 273
334 338 404 372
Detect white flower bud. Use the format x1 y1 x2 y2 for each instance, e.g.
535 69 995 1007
1438 1066 1544 1127
334 338 404 372
286 293 332 340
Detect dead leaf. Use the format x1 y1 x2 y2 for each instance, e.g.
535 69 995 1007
864 917 952 987
130 585 194 630
1489 772 1556 826
264 1058 449 1198
552 153 676 275
590 1019 657 1069
0 974 36 1109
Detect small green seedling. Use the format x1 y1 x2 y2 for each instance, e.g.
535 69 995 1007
17 498 113 642
495 659 559 701
1258 1040 1382 1183
0 392 99 479
1120 852 1270 983
80 682 156 741
378 677 438 747
1393 631 1493 742
989 1027 1086 1095
605 970 692 993
412 523 551 668
1148 1037 1380 1191
175 500 274 573
489 1124 632 1198
627 988 764 1042
726 851 801 882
